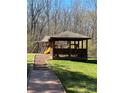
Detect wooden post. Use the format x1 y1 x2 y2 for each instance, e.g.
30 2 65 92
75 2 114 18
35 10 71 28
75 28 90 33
86 40 88 60
53 40 55 58
74 41 76 49
77 40 79 49
86 40 88 50
49 41 53 59
68 41 71 57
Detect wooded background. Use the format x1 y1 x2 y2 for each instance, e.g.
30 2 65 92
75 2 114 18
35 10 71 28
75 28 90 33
27 0 97 57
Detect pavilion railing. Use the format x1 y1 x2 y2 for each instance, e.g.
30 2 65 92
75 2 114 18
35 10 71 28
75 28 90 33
53 48 87 59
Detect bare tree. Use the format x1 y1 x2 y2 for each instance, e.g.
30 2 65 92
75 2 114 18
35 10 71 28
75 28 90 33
27 0 97 56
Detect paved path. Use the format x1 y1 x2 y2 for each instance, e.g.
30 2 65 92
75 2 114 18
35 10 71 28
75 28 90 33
34 54 51 65
27 54 65 93
27 70 65 93
33 54 51 69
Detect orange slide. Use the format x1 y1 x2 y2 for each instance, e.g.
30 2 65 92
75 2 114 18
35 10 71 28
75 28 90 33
44 47 51 54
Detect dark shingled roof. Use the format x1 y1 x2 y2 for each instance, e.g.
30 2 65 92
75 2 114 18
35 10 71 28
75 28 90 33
52 31 90 38
41 31 90 42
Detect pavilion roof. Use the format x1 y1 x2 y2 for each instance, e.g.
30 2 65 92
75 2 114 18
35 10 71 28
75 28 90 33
41 31 90 42
51 31 90 39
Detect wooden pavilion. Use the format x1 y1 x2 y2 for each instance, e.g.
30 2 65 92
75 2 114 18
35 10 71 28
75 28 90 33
41 31 91 60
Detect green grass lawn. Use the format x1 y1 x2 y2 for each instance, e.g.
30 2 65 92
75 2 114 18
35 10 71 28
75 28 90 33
27 53 35 77
48 59 97 93
27 53 35 63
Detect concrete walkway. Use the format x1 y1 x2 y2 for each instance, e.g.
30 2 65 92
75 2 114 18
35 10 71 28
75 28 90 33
27 54 65 93
27 70 65 93
34 54 51 65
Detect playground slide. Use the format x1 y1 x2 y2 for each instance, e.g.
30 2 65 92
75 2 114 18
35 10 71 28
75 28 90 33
44 47 51 54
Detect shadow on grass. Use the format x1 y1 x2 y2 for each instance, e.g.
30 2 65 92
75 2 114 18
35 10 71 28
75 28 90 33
51 66 97 93
84 60 97 64
52 59 97 65
27 63 33 77
70 59 97 64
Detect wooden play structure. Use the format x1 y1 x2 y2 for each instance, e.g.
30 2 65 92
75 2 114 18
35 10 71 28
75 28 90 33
41 31 91 60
